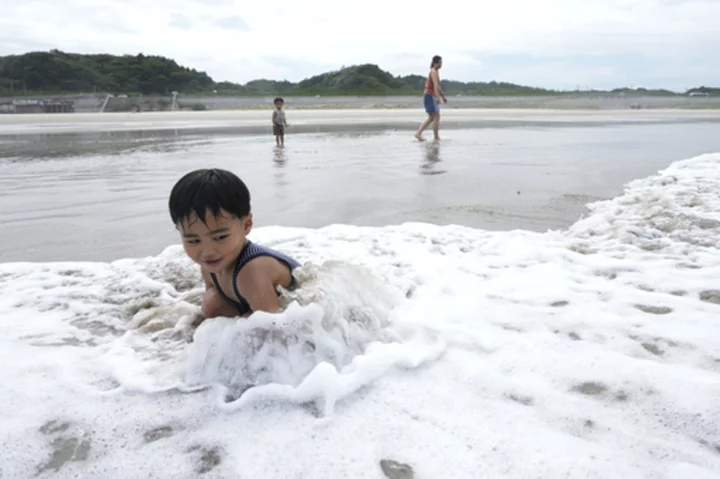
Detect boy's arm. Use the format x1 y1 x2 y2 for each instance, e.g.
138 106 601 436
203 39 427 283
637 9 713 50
272 110 277 124
200 267 214 289
235 260 283 314
194 267 216 324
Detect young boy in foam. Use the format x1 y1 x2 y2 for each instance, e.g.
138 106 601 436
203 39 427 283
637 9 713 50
169 168 300 321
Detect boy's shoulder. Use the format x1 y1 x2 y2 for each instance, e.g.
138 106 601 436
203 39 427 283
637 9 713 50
238 241 300 272
235 241 300 293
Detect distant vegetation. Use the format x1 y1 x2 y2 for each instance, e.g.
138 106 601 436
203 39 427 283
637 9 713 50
0 50 716 98
0 50 213 96
686 86 720 96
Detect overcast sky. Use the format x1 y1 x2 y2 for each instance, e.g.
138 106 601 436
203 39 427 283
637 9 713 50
1 0 718 91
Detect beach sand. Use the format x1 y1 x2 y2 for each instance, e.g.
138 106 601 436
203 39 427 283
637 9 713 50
4 92 720 113
2 108 720 135
2 115 720 263
2 106 720 478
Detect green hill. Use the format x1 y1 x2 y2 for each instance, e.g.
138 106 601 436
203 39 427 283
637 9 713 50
0 50 213 95
294 64 413 94
0 50 715 97
610 87 678 96
687 86 720 96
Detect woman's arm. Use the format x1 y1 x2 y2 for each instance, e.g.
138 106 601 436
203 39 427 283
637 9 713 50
433 70 447 103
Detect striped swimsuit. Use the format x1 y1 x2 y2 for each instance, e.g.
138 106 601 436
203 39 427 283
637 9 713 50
209 240 300 316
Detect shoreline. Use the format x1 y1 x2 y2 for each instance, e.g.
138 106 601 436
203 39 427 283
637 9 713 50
2 108 720 135
3 93 719 116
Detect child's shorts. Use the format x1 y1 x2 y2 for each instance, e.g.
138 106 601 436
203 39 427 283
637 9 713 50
273 124 285 136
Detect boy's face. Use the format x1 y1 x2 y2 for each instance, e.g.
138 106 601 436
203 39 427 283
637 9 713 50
177 209 253 274
274 101 283 109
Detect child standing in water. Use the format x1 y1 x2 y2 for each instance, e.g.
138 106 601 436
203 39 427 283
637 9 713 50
415 55 447 142
272 97 288 147
168 168 301 322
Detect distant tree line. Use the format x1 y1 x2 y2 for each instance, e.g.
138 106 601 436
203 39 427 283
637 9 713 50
0 50 715 97
0 50 213 96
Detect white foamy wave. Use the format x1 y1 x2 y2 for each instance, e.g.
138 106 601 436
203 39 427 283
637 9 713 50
185 262 444 416
1 153 720 478
569 152 720 251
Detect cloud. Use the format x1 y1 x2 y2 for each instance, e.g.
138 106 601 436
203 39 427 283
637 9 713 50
169 13 194 30
214 15 250 31
0 0 718 91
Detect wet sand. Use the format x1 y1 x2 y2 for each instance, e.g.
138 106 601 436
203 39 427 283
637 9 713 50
2 108 720 135
4 93 720 113
2 115 720 263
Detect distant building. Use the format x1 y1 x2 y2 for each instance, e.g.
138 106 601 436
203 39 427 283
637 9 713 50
0 99 75 114
7 100 44 114
42 100 76 113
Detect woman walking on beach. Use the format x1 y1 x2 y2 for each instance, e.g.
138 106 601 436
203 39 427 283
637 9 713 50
415 55 447 142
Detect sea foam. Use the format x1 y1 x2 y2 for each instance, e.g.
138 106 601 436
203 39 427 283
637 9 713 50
1 153 719 478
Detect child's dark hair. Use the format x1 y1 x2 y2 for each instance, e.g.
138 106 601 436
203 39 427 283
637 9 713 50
273 97 284 104
169 168 251 225
431 55 442 68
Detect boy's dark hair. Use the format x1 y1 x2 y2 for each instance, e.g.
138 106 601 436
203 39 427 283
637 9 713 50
169 168 251 225
273 97 284 104
431 55 442 68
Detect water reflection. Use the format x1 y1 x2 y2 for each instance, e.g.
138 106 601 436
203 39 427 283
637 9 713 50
272 146 288 188
420 142 447 176
272 146 287 167
0 129 205 160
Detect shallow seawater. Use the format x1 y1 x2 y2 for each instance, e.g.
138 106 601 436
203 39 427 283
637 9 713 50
2 122 720 262
1 123 720 478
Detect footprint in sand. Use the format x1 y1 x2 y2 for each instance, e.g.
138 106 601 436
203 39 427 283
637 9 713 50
36 420 92 476
186 445 224 474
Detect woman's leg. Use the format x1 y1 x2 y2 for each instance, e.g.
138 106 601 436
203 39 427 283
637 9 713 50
417 94 438 140
415 114 433 140
432 111 441 141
